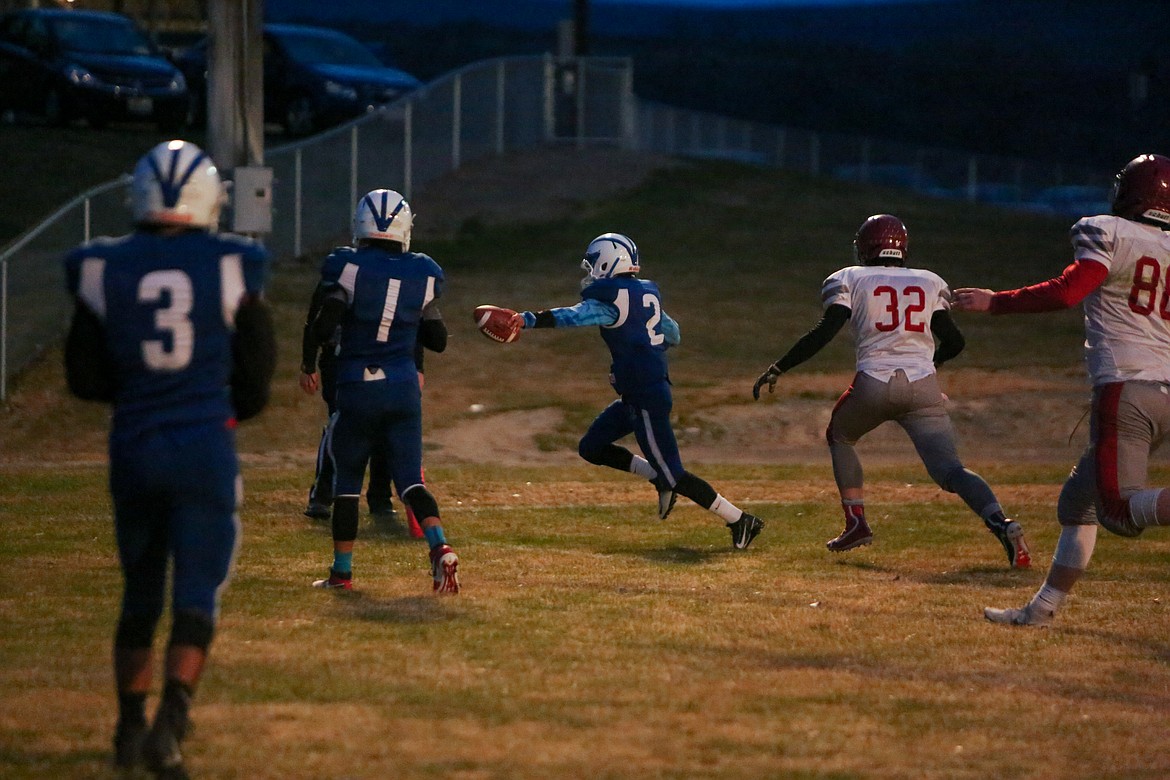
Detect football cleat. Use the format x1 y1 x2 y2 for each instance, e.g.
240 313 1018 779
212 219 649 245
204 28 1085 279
728 513 764 550
984 604 1054 628
430 544 460 594
303 501 331 520
826 515 873 552
113 720 147 769
657 486 677 520
143 701 189 780
985 518 1032 568
312 568 353 590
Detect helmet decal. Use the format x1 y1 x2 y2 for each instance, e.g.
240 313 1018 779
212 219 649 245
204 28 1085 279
360 190 407 234
582 232 640 281
146 141 208 209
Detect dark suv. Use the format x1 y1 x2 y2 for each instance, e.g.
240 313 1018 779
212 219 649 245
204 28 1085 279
178 23 421 136
0 8 188 130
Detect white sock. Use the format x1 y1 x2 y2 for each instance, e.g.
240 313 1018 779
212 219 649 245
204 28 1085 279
709 494 743 524
629 456 657 480
1029 583 1067 615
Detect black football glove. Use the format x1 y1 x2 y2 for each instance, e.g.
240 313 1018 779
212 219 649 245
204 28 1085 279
752 363 783 400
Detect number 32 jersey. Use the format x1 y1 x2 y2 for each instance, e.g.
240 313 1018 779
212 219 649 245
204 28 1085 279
1071 214 1170 385
821 265 951 382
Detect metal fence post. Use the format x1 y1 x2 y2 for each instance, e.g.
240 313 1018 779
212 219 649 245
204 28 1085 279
350 125 358 212
575 57 586 150
403 101 413 200
496 60 506 156
542 54 554 142
293 147 303 258
84 197 92 243
452 73 462 170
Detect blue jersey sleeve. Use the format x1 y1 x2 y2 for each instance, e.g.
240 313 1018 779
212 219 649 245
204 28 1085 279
660 310 680 346
521 299 619 328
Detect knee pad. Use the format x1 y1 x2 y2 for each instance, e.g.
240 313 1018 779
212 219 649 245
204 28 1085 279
169 609 215 652
402 485 440 521
115 613 160 650
332 496 360 542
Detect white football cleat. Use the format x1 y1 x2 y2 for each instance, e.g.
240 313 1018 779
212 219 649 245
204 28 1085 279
984 604 1053 627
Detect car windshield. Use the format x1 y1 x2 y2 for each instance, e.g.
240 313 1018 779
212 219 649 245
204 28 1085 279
50 17 153 56
276 30 382 68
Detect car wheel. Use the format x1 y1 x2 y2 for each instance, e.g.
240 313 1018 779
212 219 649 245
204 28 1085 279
284 93 316 136
43 88 70 126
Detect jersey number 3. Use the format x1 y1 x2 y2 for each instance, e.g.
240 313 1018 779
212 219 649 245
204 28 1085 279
873 285 926 333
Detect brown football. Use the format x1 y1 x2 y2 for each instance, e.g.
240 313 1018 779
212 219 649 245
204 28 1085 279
473 304 521 343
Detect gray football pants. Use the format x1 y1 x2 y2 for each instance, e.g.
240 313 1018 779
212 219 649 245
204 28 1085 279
827 370 1000 517
1057 380 1170 525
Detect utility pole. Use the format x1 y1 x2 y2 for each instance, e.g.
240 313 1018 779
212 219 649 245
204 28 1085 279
206 0 271 234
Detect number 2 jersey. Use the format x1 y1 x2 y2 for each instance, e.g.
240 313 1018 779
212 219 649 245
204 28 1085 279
1070 215 1170 385
580 276 674 396
64 231 268 437
821 265 952 382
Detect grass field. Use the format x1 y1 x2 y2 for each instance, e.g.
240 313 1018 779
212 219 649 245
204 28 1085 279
2 154 1169 779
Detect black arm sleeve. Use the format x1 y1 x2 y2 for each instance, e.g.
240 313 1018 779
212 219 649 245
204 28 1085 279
418 302 447 354
310 295 346 346
300 283 333 373
64 300 116 402
532 310 557 328
231 296 277 422
772 304 851 374
931 309 965 366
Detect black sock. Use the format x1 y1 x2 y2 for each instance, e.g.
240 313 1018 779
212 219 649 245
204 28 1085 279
159 680 193 735
118 691 147 726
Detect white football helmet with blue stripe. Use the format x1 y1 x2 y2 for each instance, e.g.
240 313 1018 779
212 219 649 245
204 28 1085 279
131 140 225 228
354 189 413 250
581 232 639 282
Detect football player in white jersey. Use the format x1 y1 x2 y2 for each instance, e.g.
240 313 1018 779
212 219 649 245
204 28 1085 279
957 153 1170 626
754 214 1031 567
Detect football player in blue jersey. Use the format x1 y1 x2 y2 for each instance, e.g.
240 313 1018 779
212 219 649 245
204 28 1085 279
63 140 276 778
506 233 764 549
301 189 458 593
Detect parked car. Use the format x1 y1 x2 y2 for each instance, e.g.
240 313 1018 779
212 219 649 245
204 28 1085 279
177 23 422 136
0 8 187 130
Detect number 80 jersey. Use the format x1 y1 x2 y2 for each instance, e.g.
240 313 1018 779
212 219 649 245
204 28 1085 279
1073 214 1170 385
821 264 951 382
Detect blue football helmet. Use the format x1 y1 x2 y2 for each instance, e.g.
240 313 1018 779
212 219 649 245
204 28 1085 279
581 233 639 283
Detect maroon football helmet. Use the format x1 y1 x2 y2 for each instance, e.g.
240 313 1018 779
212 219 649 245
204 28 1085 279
1111 153 1170 227
853 214 908 266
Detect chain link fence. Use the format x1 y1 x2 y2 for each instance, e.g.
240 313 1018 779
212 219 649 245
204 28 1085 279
1 55 1113 400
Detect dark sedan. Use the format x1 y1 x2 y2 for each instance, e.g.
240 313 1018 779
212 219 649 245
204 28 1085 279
178 23 422 136
0 8 188 130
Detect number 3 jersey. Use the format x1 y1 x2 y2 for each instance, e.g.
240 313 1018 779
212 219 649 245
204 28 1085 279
821 265 951 382
1071 214 1170 385
64 231 268 436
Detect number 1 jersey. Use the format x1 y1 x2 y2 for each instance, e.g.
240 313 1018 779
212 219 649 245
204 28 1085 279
821 265 951 382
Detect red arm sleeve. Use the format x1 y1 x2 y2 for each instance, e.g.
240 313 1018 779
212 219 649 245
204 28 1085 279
989 259 1108 314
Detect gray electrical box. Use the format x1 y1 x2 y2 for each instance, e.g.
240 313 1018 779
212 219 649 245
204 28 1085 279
232 166 273 235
